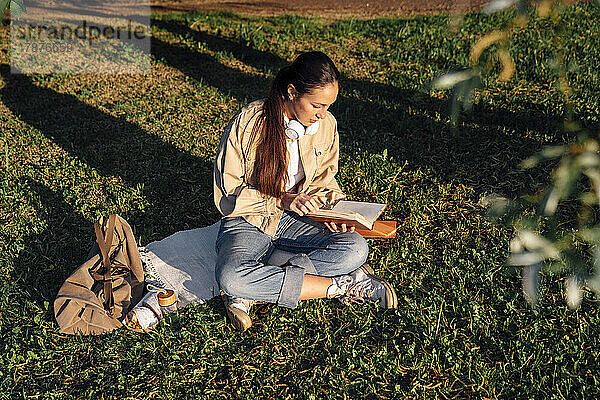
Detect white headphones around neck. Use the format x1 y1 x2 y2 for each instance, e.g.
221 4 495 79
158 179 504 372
284 114 319 140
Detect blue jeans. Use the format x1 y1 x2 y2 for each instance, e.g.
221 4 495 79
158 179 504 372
215 210 369 308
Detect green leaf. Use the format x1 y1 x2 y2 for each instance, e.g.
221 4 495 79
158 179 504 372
576 152 600 169
445 72 482 121
520 146 565 169
0 0 9 15
541 146 566 159
565 275 582 309
551 160 581 204
538 187 559 216
479 193 511 219
515 0 529 17
578 191 596 206
546 260 569 274
509 251 544 266
512 229 561 261
11 0 25 9
482 0 516 14
586 248 600 293
522 263 540 306
9 0 27 19
583 168 600 208
430 69 477 90
10 1 22 19
577 227 600 243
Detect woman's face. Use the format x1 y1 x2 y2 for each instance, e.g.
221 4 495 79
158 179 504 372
286 81 339 127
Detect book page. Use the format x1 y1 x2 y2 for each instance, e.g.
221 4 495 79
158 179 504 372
329 200 386 224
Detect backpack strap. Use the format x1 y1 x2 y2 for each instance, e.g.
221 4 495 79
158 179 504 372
94 214 117 316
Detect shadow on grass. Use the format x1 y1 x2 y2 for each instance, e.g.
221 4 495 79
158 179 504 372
0 64 218 310
0 65 217 237
151 16 563 198
5 173 228 334
6 176 94 308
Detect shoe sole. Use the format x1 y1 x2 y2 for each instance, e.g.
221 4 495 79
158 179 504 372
222 296 252 332
379 278 398 309
361 264 398 309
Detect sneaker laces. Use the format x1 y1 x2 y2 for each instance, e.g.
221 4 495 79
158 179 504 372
327 275 354 299
344 279 382 304
333 267 385 306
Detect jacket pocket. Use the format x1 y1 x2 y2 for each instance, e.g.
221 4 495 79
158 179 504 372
311 146 327 179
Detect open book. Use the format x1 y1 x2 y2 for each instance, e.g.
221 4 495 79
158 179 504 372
307 200 387 230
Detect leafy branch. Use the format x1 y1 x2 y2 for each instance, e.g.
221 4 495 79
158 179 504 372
433 0 600 309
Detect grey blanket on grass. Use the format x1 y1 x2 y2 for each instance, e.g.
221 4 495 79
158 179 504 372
138 221 298 308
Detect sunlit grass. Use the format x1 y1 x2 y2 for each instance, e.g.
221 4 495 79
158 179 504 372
1 3 600 398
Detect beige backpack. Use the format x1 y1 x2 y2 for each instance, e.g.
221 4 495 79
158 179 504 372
54 214 144 335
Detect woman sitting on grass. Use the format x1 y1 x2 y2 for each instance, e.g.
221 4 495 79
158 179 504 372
213 51 397 332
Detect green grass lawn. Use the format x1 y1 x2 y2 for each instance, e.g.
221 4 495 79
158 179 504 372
1 3 600 399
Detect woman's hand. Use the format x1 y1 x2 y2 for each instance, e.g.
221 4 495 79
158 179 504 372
324 222 356 233
277 193 319 216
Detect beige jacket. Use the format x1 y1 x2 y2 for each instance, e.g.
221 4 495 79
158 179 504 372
213 99 346 237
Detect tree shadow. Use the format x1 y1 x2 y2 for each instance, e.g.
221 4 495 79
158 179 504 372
0 65 218 241
150 16 567 198
150 26 271 104
0 60 222 312
6 176 94 310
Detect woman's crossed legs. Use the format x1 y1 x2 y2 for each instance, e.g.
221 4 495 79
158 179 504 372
215 210 369 309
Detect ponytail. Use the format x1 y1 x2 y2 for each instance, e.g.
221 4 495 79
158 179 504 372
251 52 340 199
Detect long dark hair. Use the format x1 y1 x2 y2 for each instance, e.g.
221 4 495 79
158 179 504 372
251 51 340 199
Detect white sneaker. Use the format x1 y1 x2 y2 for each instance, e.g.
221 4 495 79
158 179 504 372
223 295 254 332
329 265 398 309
